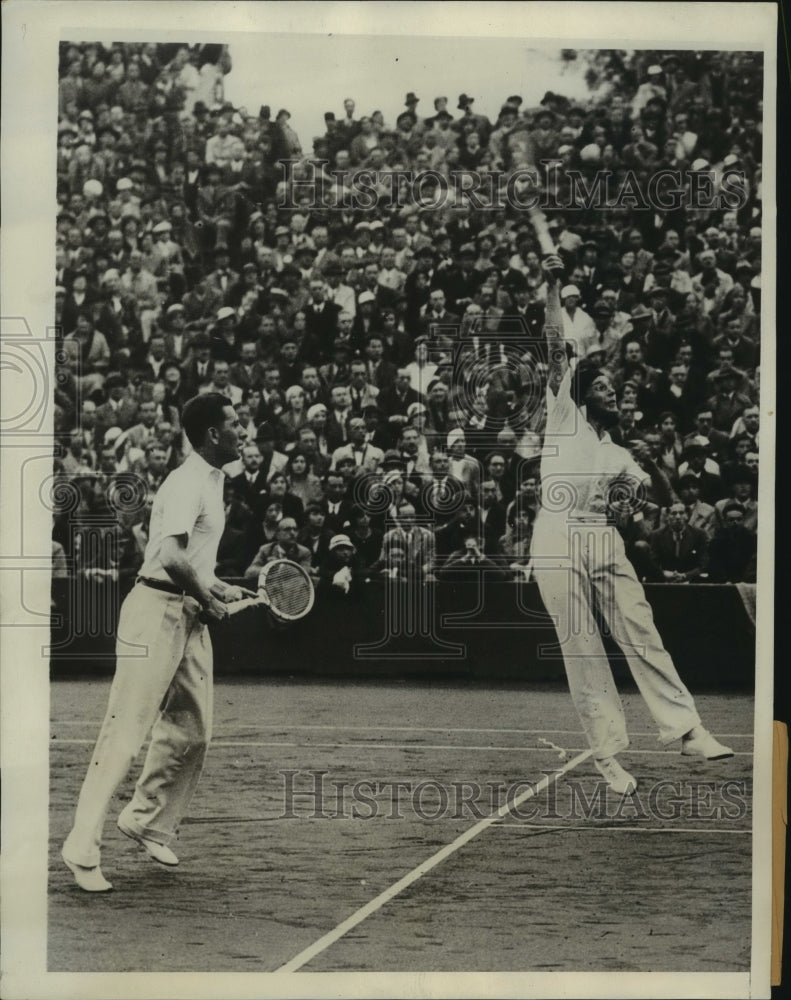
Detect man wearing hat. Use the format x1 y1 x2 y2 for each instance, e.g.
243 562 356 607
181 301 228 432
706 365 754 433
677 439 725 504
322 258 356 317
455 93 491 141
378 368 423 426
575 299 622 364
438 242 485 312
204 245 239 302
530 245 733 798
94 372 140 448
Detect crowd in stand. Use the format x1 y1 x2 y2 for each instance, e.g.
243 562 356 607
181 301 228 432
52 43 762 605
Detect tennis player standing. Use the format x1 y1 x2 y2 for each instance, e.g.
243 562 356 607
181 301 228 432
531 254 733 795
62 393 255 891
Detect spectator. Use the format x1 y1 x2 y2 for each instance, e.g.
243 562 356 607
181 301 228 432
319 534 362 596
676 473 717 540
297 503 333 575
707 502 757 582
244 516 312 580
714 467 758 535
649 502 709 582
286 448 324 507
53 44 763 606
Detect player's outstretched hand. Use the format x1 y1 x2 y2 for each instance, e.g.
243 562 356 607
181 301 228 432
202 594 230 622
542 253 565 283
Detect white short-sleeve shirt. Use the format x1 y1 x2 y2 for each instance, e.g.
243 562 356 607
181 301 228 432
139 450 226 589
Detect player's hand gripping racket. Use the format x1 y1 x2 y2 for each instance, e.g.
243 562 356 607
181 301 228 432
199 559 315 625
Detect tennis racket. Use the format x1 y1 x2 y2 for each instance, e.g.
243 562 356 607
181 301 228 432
527 204 557 256
200 559 315 625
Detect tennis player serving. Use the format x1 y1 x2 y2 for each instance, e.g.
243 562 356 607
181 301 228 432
62 393 256 891
530 226 733 795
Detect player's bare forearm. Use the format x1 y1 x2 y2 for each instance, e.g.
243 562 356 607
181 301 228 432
541 253 567 395
158 534 216 607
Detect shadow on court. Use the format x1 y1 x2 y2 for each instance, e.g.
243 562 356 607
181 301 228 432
48 679 753 973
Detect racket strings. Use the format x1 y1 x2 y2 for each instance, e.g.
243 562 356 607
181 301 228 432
263 563 312 619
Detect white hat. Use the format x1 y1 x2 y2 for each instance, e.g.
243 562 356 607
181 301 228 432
560 284 581 299
216 306 236 321
447 428 466 447
690 158 710 171
647 65 662 75
723 153 740 167
152 220 172 234
102 268 120 284
358 291 376 305
329 534 355 551
354 221 371 231
83 179 103 198
307 403 327 420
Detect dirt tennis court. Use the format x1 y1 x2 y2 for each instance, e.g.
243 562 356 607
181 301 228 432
48 678 753 973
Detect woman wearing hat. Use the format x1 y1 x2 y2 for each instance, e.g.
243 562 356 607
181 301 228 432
277 384 310 446
318 534 362 597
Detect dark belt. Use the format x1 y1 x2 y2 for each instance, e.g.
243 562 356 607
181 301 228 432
136 576 185 596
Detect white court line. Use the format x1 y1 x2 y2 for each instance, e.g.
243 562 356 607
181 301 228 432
49 738 753 756
493 823 751 836
273 747 592 973
48 720 756 738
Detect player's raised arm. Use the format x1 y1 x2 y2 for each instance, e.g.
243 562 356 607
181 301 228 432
526 205 567 396
541 253 567 396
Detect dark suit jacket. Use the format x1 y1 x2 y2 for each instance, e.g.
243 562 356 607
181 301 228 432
649 524 708 578
304 301 341 361
321 499 356 534
378 385 423 419
481 502 508 555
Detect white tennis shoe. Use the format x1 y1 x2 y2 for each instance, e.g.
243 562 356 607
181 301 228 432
681 727 734 760
62 850 113 892
117 819 179 866
594 756 638 795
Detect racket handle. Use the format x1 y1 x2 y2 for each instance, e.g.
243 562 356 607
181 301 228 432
528 205 556 257
199 595 267 624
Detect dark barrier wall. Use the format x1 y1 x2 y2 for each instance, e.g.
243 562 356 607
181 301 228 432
50 579 755 690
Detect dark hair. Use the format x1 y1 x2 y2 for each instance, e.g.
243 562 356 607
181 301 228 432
286 448 308 473
571 359 605 407
181 392 232 448
676 473 701 491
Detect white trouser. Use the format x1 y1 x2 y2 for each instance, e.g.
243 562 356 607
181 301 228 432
531 515 701 759
62 584 213 868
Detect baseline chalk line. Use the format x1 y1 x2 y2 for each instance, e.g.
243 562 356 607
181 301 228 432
274 747 592 973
